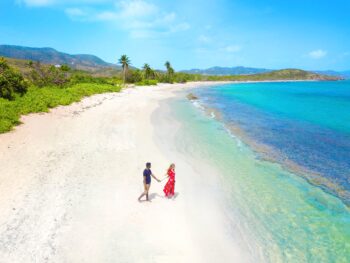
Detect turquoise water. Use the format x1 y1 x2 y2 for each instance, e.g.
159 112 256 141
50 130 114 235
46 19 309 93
194 81 350 202
170 93 350 262
207 81 350 133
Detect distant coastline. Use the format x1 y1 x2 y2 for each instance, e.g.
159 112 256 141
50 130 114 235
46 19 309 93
0 44 343 81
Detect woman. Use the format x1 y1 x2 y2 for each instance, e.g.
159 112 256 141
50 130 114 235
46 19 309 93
163 163 176 198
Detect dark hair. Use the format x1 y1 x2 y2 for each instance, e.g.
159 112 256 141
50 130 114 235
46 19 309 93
146 162 151 168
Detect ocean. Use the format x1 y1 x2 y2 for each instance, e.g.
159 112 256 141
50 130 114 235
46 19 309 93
169 81 350 262
194 81 350 202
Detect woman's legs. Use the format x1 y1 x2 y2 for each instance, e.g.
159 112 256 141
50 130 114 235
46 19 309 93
171 182 175 196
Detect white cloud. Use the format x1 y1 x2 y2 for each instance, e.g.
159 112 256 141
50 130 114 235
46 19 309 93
198 35 211 43
224 45 241 53
195 44 242 56
308 49 327 59
95 11 118 21
20 0 189 38
18 0 118 7
116 0 157 18
169 22 190 32
129 30 151 38
18 0 55 6
65 8 86 17
67 0 190 38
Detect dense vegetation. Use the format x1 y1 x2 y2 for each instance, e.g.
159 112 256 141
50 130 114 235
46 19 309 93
0 83 121 133
118 56 202 85
0 58 28 100
0 57 121 133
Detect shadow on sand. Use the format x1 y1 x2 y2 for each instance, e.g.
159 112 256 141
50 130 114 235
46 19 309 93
149 192 180 201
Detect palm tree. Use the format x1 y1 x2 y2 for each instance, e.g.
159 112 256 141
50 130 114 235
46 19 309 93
164 61 170 73
165 61 170 69
118 55 131 83
142 63 152 79
164 61 175 83
164 61 174 76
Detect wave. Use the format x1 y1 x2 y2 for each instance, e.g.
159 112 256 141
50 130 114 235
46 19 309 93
190 83 350 205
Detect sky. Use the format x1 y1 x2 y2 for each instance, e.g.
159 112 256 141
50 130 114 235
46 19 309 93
1 0 350 71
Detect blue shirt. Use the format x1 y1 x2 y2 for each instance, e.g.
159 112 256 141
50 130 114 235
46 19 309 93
143 169 152 184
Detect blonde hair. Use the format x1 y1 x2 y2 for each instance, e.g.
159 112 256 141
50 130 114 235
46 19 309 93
167 163 175 172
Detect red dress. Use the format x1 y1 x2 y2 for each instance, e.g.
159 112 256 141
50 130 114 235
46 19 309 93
163 169 175 197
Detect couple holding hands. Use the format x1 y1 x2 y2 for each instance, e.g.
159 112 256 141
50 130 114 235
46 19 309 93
138 162 176 202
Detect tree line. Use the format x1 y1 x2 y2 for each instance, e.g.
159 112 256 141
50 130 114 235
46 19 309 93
118 55 197 85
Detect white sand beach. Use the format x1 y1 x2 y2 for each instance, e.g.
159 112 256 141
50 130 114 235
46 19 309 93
0 82 251 263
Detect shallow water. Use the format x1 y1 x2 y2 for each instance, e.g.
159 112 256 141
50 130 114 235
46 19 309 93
193 81 350 202
170 96 350 263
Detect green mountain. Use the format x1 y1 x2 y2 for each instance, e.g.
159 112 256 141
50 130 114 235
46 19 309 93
3 57 121 78
254 69 342 80
201 68 342 81
182 66 347 80
313 70 350 79
182 66 271 75
0 44 119 71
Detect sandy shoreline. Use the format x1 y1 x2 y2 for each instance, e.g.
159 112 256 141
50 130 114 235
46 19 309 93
0 82 250 262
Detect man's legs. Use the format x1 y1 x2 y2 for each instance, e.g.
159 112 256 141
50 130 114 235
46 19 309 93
145 184 150 201
138 184 150 201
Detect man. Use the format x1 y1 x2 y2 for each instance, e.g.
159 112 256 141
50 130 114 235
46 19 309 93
138 162 160 202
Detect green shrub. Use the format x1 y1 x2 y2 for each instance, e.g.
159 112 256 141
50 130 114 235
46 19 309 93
135 79 158 86
70 74 122 87
60 64 71 72
70 73 107 85
0 83 121 133
157 73 173 83
126 69 143 83
29 62 70 87
0 58 28 100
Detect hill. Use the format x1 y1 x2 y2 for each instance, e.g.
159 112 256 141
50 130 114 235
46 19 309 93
238 69 341 81
0 45 119 71
182 66 271 75
3 57 121 78
204 69 342 81
182 66 348 79
313 70 350 79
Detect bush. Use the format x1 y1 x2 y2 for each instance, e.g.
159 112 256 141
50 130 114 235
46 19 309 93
60 64 71 72
29 62 69 87
0 58 28 100
70 73 104 84
135 79 158 86
173 73 190 83
157 73 174 83
69 73 122 87
0 83 121 133
126 69 143 83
